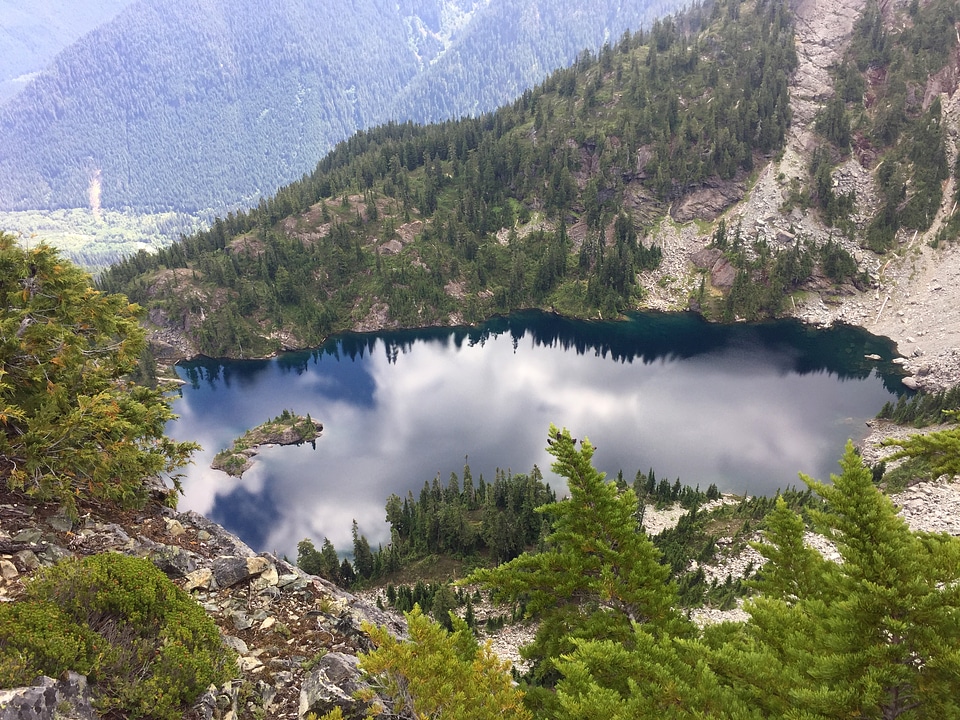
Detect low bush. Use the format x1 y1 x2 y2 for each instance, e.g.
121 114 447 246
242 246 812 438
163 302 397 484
0 553 235 719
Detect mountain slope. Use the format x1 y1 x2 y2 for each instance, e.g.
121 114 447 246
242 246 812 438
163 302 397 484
94 0 960 394
388 0 682 121
0 0 678 216
0 0 136 102
0 0 421 214
97 0 799 357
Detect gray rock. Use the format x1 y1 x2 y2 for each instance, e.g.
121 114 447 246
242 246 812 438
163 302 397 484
277 573 304 589
213 556 271 588
179 512 256 557
189 686 218 720
231 611 253 631
88 522 131 545
670 179 744 222
11 528 42 544
249 563 279 594
46 513 74 533
138 537 197 578
0 559 18 581
184 567 215 592
0 673 96 720
221 635 249 655
298 652 378 720
237 655 264 672
164 518 187 537
12 550 39 572
37 544 71 565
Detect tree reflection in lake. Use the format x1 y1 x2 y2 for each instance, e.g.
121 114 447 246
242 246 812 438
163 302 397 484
169 311 904 559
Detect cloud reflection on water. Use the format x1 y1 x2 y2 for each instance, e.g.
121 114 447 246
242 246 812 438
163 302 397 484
167 312 901 559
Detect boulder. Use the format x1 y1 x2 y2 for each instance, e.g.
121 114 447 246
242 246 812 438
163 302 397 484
689 248 737 289
183 567 215 592
298 652 379 720
213 555 272 588
179 511 257 557
0 559 18 581
670 179 745 222
138 536 197 578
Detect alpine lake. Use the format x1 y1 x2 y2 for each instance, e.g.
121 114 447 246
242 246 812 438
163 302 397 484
166 311 907 559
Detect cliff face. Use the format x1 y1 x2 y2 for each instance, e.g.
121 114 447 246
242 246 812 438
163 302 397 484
640 0 960 392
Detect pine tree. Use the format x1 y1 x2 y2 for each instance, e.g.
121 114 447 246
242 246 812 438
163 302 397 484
467 425 685 689
735 442 960 719
0 235 197 517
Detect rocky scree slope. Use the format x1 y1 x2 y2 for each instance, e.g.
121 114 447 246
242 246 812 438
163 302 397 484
643 0 960 392
712 0 960 390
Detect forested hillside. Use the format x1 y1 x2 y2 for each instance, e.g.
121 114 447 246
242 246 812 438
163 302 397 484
0 0 135 102
0 0 677 217
0 0 421 214
365 428 960 720
98 0 804 358
388 0 681 122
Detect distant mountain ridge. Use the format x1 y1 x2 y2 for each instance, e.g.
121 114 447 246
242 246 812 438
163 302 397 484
0 0 677 215
0 0 136 102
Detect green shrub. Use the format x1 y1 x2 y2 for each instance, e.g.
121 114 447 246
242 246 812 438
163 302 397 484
0 600 98 686
0 553 235 719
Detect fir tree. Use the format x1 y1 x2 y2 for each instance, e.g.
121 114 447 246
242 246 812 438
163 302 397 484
737 442 960 719
467 425 685 690
0 235 197 517
881 418 960 479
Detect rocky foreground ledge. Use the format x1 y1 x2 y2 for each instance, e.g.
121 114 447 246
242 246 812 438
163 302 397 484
0 485 399 720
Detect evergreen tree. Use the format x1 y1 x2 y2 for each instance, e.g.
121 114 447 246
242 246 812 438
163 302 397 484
319 538 341 582
431 584 458 632
881 418 960 479
0 235 197 518
352 519 376 580
468 425 685 690
734 442 960 719
553 631 762 720
351 607 530 720
297 538 324 576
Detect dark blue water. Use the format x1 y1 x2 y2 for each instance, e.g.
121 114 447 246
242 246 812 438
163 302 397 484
166 311 905 559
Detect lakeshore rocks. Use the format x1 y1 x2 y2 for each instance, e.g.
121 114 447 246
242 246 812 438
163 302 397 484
893 479 960 536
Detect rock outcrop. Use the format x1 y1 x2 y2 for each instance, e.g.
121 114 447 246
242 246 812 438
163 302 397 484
0 487 404 719
0 674 96 720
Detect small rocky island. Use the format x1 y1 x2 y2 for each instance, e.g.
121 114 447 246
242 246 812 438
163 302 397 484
211 410 323 477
